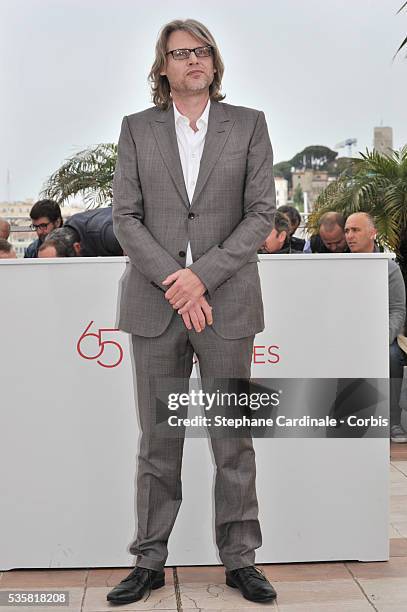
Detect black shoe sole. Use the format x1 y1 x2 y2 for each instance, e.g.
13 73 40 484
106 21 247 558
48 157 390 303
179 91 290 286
226 576 277 602
106 577 165 604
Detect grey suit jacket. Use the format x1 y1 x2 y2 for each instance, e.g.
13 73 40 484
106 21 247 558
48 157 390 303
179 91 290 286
112 101 276 339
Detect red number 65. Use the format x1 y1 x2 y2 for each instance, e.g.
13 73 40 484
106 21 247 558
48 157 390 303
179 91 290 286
76 321 124 368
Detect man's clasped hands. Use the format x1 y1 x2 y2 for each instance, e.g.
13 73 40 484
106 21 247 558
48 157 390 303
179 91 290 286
162 268 213 333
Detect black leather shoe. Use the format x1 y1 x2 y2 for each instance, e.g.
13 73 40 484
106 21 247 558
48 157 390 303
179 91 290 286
106 566 165 605
226 566 277 602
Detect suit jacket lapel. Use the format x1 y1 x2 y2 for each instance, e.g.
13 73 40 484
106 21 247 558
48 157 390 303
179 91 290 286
191 102 235 207
150 108 190 208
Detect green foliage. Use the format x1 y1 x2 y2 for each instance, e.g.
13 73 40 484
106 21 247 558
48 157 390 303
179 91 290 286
274 145 339 188
273 161 292 183
307 148 407 262
326 157 354 176
291 145 338 170
41 143 118 208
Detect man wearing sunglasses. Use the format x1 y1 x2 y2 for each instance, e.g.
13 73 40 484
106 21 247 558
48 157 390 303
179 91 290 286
24 199 63 258
110 19 276 604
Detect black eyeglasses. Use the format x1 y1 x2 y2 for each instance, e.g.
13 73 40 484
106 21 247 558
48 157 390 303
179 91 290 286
166 46 213 61
31 221 53 231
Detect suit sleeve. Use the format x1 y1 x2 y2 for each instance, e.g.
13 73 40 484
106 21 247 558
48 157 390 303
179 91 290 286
112 116 182 288
188 111 276 297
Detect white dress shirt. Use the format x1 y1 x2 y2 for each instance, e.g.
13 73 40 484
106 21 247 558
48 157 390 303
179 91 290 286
173 99 210 266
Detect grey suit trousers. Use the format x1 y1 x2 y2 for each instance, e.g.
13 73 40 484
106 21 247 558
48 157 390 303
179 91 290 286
130 314 262 571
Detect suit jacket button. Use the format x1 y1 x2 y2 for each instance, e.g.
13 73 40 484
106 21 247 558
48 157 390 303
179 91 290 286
218 243 224 249
179 250 186 257
188 212 195 220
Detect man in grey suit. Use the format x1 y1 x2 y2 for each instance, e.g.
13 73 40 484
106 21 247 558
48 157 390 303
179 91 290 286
107 19 277 604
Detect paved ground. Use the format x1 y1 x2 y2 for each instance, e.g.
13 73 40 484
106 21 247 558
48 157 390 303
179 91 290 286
1 443 406 611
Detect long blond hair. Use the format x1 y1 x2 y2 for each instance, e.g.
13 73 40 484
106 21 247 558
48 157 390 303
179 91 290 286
148 19 225 110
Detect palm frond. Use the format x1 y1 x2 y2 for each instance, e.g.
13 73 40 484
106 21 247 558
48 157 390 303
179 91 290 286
41 143 117 208
394 3 407 58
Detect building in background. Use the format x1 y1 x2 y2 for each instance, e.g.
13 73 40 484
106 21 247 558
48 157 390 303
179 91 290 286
374 126 393 156
274 145 349 213
275 177 288 208
291 169 336 212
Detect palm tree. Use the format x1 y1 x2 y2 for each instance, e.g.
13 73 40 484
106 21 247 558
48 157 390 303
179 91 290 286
395 2 407 58
41 143 117 208
307 147 407 276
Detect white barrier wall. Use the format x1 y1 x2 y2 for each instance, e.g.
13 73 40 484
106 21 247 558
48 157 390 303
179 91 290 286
0 254 389 569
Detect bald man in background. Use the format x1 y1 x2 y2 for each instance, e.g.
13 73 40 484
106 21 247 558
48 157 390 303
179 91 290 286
345 212 407 443
304 211 348 254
